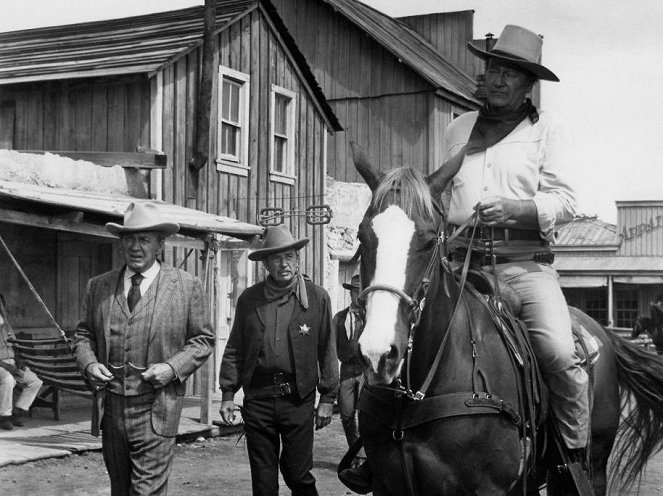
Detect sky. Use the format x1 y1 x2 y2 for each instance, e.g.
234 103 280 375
1 0 661 223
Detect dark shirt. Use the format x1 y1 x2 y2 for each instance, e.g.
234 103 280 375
255 294 295 375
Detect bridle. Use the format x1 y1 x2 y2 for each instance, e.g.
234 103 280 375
357 209 480 400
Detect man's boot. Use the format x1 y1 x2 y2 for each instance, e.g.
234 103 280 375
339 460 373 495
11 408 29 427
0 415 13 430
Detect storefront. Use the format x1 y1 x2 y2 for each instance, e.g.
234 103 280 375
553 201 663 329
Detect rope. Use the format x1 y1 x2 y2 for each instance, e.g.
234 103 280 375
0 232 67 340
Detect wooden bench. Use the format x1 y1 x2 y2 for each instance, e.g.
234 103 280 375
10 335 90 420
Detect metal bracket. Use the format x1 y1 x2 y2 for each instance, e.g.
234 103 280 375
257 204 333 226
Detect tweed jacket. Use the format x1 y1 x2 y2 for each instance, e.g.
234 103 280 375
74 264 214 437
219 279 338 404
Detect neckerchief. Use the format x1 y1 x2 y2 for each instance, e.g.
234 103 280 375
264 271 309 310
466 98 539 155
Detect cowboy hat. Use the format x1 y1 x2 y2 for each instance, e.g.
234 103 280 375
248 225 309 261
342 273 361 291
467 25 559 82
106 202 180 236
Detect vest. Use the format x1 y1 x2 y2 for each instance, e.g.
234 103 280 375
106 276 158 396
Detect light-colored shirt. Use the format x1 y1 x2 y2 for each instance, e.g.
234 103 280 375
123 262 160 298
443 110 577 242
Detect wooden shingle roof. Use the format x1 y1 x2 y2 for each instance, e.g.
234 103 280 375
554 216 621 248
321 0 479 106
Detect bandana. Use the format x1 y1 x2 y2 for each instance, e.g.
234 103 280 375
264 271 309 310
466 98 539 155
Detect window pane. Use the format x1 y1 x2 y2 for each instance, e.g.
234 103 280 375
616 289 639 328
230 84 240 122
222 78 241 124
274 137 285 172
222 123 238 156
584 288 607 325
274 94 288 135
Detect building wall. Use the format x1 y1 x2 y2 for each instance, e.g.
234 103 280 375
157 8 329 284
617 201 663 257
0 77 151 152
273 0 466 183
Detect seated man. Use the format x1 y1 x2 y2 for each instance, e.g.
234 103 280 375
0 295 43 430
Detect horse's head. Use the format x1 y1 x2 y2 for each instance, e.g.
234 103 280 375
351 142 455 385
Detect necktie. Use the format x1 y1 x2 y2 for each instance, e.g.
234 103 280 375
127 273 144 312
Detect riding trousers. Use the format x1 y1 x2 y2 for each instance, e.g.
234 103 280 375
486 261 589 449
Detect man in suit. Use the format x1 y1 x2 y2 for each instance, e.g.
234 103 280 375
74 202 215 496
219 225 338 496
333 273 365 457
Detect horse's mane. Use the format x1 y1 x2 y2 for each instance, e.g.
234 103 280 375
372 167 437 223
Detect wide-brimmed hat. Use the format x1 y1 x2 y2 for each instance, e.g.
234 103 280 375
467 25 559 82
106 202 180 237
248 225 309 261
342 273 361 291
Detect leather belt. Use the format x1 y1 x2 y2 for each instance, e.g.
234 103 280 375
250 371 295 389
451 250 555 265
449 225 542 242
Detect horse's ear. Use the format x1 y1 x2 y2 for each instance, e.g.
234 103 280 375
426 146 467 198
350 141 383 192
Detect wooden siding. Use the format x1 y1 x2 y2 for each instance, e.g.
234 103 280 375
398 11 475 77
617 202 663 257
0 77 151 152
159 9 328 283
273 0 431 100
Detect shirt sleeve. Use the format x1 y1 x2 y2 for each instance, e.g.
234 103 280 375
317 289 339 403
532 114 578 242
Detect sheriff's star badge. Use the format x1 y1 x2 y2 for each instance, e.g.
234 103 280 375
298 324 311 336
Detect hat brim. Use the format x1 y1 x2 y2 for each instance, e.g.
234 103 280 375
249 238 309 261
106 222 180 237
467 42 559 82
342 283 360 290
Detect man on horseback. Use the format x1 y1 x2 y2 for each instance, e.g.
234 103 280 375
443 25 589 467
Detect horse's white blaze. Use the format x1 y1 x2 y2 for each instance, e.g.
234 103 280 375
360 205 414 366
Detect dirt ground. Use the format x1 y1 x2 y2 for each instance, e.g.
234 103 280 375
2 417 663 496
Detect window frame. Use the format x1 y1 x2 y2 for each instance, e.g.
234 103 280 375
615 288 639 328
269 84 297 185
216 66 251 176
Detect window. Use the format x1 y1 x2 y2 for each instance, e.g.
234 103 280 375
216 67 250 175
615 288 639 328
584 289 608 326
270 85 296 183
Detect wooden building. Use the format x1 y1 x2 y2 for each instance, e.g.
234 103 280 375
271 0 480 184
553 201 663 329
0 0 340 407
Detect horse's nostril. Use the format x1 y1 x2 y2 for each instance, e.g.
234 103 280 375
387 345 399 360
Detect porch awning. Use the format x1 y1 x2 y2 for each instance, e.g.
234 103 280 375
613 276 663 285
0 179 263 245
558 275 607 288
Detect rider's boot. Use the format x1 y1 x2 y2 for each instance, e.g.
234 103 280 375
338 460 373 495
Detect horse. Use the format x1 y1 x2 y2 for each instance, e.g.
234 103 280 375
349 142 663 496
632 303 663 354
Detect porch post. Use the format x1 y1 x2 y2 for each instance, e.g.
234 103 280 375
607 275 614 327
199 237 216 424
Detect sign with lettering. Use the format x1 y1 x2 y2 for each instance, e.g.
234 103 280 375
622 215 663 240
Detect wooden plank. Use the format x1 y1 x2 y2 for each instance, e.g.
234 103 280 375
14 90 29 149
0 100 15 149
107 82 126 151
247 11 260 227
43 86 58 150
91 84 108 151
17 150 167 168
185 50 198 201
26 87 44 149
162 65 175 203
126 80 142 153
174 57 188 207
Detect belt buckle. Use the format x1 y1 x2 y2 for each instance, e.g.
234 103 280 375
279 383 292 396
273 372 286 384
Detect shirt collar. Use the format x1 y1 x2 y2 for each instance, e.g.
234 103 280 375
125 261 160 283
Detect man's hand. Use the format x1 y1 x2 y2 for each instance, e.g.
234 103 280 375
219 400 237 425
315 402 333 430
141 363 176 387
476 197 538 228
86 362 114 390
